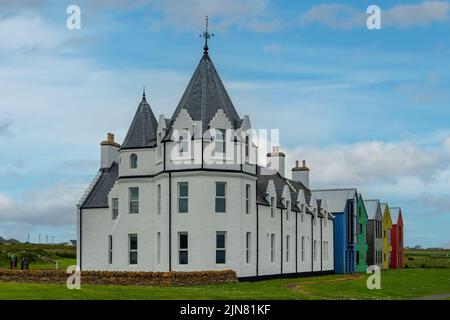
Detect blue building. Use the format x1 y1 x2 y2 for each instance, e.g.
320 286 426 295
312 189 358 274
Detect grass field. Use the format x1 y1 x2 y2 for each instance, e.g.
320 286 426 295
404 249 450 269
0 268 449 300
0 243 76 270
0 245 449 300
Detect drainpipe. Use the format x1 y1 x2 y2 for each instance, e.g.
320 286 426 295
280 208 283 276
169 172 172 271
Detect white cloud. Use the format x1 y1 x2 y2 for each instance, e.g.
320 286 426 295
298 1 450 30
286 137 450 187
299 4 365 30
0 183 82 227
146 0 282 32
0 14 67 53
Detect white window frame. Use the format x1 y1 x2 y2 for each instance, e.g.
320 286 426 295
214 128 226 155
271 197 275 218
246 232 251 264
179 128 190 156
128 234 138 265
157 232 161 265
178 182 189 213
286 235 290 263
286 201 289 221
112 198 119 220
157 132 162 157
129 187 139 214
157 184 161 215
245 135 250 158
301 236 305 262
178 232 188 265
108 235 113 264
215 182 227 213
245 184 251 214
313 240 317 261
216 231 227 264
130 153 138 169
270 234 275 263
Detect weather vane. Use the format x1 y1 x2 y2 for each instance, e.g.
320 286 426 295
200 15 214 54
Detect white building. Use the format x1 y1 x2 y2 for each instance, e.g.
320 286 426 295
77 44 334 279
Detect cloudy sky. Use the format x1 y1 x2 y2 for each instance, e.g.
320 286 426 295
0 0 449 248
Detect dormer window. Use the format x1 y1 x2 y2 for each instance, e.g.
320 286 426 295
157 132 162 157
245 135 250 158
130 154 138 169
214 129 226 154
179 128 189 156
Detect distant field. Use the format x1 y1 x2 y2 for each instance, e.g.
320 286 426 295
0 269 449 300
404 248 450 269
0 244 76 270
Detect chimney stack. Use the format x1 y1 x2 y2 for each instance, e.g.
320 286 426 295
100 133 120 168
292 159 310 188
266 146 286 177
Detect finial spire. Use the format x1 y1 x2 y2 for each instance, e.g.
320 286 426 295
143 85 146 99
201 15 214 54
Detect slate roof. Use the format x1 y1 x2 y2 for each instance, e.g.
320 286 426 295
166 52 241 136
311 188 357 213
122 95 158 149
364 199 382 220
80 163 118 209
389 207 401 224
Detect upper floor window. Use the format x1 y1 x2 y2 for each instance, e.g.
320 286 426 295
215 182 226 213
214 128 226 154
157 184 161 215
112 198 119 220
245 184 251 214
179 129 189 156
130 153 138 169
178 182 189 213
129 187 139 214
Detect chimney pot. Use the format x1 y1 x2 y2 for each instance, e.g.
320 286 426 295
302 160 306 167
107 133 115 143
272 146 279 153
296 160 299 168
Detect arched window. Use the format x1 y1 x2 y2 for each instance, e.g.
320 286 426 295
130 153 138 169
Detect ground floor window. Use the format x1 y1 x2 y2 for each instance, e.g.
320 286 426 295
178 232 188 265
128 234 138 265
216 232 227 264
270 234 275 263
323 241 328 262
108 235 113 264
246 232 251 264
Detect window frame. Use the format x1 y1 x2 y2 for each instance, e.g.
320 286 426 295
216 231 227 264
214 128 226 155
130 153 138 169
178 182 189 213
112 198 119 220
128 234 138 265
245 184 251 214
215 182 227 213
286 235 290 263
179 128 190 156
246 232 251 264
270 233 275 263
108 235 113 264
178 232 188 265
157 184 161 215
129 187 139 214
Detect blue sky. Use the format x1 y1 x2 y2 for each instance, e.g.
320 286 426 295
0 0 449 247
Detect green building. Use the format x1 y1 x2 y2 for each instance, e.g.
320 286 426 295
356 194 369 272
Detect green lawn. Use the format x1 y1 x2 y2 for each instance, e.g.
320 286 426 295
404 249 450 269
0 269 449 300
0 243 76 270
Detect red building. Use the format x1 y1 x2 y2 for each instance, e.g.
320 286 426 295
390 207 404 269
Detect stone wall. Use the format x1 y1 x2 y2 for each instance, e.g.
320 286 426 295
0 269 238 286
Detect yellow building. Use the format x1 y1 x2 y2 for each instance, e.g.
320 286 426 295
381 203 392 269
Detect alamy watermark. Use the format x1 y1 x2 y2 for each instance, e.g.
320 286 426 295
66 265 81 290
66 5 81 30
366 265 381 290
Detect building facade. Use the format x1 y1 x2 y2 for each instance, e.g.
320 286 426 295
355 194 368 272
390 207 404 269
312 189 358 274
381 204 393 269
364 199 384 269
77 45 334 279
